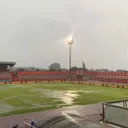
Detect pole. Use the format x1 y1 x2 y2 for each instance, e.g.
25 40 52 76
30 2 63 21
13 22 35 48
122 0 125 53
69 44 72 82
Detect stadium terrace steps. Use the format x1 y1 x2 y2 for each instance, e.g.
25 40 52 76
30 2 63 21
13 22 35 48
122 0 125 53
95 75 128 79
0 72 12 82
16 71 69 81
9 70 128 85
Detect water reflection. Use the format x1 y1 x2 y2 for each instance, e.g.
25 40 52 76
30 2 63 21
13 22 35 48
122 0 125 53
30 89 102 105
31 89 78 105
43 90 79 105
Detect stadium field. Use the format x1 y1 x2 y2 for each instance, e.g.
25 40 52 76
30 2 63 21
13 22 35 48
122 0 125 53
0 82 128 116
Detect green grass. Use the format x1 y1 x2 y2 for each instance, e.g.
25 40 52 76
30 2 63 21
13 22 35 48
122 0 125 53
0 82 128 116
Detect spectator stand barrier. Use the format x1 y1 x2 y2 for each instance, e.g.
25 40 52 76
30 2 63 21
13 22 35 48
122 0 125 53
1 79 128 89
102 99 128 128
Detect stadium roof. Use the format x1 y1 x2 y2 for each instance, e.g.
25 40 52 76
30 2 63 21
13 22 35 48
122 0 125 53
0 61 16 66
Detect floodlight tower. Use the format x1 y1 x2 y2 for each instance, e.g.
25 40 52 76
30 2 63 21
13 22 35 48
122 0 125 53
67 36 74 82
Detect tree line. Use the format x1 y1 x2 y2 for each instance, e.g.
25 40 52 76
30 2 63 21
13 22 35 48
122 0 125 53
9 61 128 72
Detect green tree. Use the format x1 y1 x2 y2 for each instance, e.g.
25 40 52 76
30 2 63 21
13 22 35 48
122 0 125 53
49 63 61 71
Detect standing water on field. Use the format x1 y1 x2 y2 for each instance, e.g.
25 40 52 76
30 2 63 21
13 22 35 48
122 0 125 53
30 89 79 105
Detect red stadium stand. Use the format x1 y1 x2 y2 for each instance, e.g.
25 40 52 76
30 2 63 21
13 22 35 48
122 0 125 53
6 62 128 85
0 72 12 82
0 62 15 83
16 71 69 82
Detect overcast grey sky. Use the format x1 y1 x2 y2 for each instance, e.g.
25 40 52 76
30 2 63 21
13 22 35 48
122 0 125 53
1 0 128 70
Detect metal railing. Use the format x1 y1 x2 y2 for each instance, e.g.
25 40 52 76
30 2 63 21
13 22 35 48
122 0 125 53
103 99 128 128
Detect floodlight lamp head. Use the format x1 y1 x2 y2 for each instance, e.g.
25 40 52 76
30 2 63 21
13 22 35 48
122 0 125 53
67 36 73 45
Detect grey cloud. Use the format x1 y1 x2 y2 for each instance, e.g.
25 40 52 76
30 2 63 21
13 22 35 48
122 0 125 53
0 0 128 69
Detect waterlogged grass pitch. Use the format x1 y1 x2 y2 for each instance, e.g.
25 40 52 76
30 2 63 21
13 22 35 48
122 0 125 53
0 82 128 116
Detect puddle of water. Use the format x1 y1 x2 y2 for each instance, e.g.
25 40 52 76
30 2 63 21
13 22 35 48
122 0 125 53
0 85 11 90
80 90 102 94
42 91 78 105
61 91 79 105
10 85 29 88
0 100 58 114
23 100 33 104
4 94 32 100
23 100 42 107
0 101 15 114
30 89 102 105
0 86 103 114
30 89 78 105
4 96 19 100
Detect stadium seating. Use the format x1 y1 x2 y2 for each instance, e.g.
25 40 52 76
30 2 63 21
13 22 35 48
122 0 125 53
16 71 69 82
9 70 128 85
0 72 12 82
